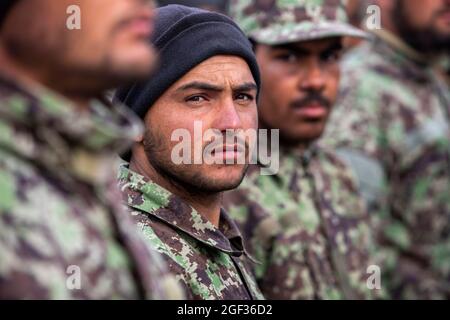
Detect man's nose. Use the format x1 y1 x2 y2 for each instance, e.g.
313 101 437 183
298 61 326 93
213 97 243 132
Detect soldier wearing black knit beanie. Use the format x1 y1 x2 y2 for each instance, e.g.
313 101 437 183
115 5 264 300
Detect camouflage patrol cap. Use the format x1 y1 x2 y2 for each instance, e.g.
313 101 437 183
230 0 367 45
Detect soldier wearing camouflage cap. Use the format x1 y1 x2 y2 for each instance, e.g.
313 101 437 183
324 0 450 299
0 0 183 299
223 0 380 300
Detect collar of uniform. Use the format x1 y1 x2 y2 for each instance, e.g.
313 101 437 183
368 30 436 85
255 142 321 194
262 144 319 189
0 74 143 184
372 29 428 64
118 165 250 257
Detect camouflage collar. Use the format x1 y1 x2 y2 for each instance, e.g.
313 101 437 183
368 31 443 86
264 144 320 189
373 29 428 65
280 143 320 168
0 74 142 184
255 143 320 180
118 165 252 257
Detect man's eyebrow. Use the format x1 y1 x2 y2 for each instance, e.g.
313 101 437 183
175 81 257 93
272 40 344 55
175 81 224 92
233 82 258 92
272 43 309 55
322 41 344 53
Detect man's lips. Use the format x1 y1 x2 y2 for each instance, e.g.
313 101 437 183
126 18 153 37
292 103 328 118
121 11 154 37
210 144 246 160
212 144 245 153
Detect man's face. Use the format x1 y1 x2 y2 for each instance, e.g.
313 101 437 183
141 55 258 194
255 38 342 145
1 0 156 92
394 0 450 53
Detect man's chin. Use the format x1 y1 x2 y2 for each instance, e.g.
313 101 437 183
199 171 247 193
108 54 157 83
110 65 153 83
217 180 245 192
281 130 324 146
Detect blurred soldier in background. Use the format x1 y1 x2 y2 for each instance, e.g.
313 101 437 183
0 0 182 299
223 0 380 300
324 0 450 299
446 64 450 85
115 5 264 300
344 0 372 48
158 0 229 14
439 55 450 86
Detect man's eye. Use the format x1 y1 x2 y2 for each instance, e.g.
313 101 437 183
276 53 298 63
186 95 207 103
322 51 341 63
235 93 254 102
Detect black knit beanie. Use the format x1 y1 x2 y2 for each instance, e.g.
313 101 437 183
0 0 17 28
114 4 260 120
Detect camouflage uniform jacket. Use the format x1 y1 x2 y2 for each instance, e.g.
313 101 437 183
0 74 182 299
224 145 378 300
323 30 450 299
118 165 265 300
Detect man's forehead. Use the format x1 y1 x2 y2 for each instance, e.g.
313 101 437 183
270 37 343 52
191 55 250 71
176 55 255 86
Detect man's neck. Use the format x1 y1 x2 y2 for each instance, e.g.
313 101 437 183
129 152 222 228
373 29 428 64
277 134 309 154
0 45 91 111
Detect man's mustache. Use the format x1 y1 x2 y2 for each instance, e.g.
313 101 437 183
290 92 331 109
203 132 249 152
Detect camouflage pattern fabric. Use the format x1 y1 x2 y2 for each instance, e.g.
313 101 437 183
118 165 265 300
438 55 450 86
323 30 450 299
224 145 381 300
0 74 183 299
229 0 367 45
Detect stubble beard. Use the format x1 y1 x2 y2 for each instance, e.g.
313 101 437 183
394 0 450 54
142 128 248 198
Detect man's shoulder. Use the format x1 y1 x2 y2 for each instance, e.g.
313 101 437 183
0 148 68 216
316 146 362 187
340 43 419 99
224 165 287 219
316 146 350 171
126 205 198 262
0 75 31 103
126 207 239 299
313 146 369 217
